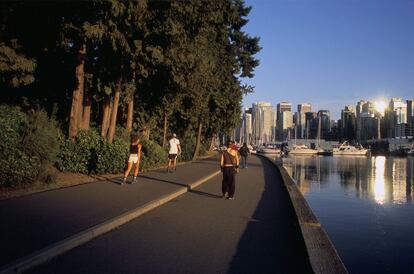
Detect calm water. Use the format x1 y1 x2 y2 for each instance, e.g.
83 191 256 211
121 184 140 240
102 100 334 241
282 156 414 274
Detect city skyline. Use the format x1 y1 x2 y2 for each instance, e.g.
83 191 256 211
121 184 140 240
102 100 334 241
237 96 413 146
241 0 414 120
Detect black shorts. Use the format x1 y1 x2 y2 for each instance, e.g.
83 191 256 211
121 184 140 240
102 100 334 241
168 154 177 159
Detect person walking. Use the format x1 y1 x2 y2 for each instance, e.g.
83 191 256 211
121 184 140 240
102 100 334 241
167 133 181 173
239 142 250 168
122 134 142 184
220 140 239 200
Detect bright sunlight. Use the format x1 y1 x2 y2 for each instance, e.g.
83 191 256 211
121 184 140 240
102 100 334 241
374 100 387 115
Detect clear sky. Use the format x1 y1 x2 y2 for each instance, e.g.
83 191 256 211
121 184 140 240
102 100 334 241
242 0 414 119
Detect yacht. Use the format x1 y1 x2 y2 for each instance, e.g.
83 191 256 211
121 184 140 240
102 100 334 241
333 142 369 156
257 145 281 155
289 144 322 155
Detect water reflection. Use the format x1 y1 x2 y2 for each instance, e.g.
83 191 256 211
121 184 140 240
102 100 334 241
373 156 386 205
283 156 414 205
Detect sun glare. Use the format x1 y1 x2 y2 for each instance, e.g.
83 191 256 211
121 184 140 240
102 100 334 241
374 100 386 115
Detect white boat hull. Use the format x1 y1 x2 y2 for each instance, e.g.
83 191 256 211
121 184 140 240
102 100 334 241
258 148 281 155
332 149 368 156
289 149 320 155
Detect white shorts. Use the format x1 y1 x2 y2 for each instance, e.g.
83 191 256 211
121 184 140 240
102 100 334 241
128 154 139 164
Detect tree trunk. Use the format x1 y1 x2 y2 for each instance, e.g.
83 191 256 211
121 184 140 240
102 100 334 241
80 90 91 130
107 77 122 144
192 120 203 160
126 99 133 132
209 133 216 151
77 75 84 130
162 112 168 148
68 44 86 139
101 95 111 138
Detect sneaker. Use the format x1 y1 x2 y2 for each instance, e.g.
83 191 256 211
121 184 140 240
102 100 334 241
228 197 234 200
121 178 127 185
132 177 137 184
222 192 228 199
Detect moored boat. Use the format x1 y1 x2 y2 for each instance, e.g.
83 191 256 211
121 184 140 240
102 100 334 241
289 144 322 155
333 142 369 156
257 145 281 155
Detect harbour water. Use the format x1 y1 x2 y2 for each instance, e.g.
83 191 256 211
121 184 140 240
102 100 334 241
282 156 414 274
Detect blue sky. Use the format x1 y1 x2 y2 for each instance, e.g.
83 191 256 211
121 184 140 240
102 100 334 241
242 0 414 119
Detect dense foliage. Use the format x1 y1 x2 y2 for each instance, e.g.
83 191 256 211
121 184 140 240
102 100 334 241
0 105 60 186
0 0 260 186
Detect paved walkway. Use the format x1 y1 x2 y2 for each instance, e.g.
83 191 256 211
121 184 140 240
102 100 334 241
0 156 219 268
30 155 313 274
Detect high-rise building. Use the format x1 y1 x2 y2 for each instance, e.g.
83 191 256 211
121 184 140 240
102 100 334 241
357 113 379 141
389 98 407 124
278 111 293 141
252 102 276 145
318 110 331 139
298 103 311 113
356 100 367 118
297 103 311 139
276 102 292 141
277 102 292 114
305 112 318 139
407 100 414 125
243 109 252 144
340 105 356 141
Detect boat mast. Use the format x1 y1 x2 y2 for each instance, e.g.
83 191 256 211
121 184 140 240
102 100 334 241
317 115 321 147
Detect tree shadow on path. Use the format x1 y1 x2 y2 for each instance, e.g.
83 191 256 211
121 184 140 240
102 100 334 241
228 157 313 274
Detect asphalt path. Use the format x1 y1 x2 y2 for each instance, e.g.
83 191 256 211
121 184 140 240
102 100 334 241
31 155 313 274
0 156 219 268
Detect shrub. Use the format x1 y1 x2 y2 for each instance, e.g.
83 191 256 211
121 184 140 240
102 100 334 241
94 138 129 174
179 137 195 161
56 129 129 174
56 130 101 173
22 109 60 175
0 105 60 187
140 139 168 170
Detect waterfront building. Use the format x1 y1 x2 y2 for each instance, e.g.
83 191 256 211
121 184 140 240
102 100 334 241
407 100 414 125
356 100 367 118
305 112 318 139
298 103 311 113
297 103 311 139
318 110 331 139
276 102 292 141
356 113 380 141
278 110 293 141
244 109 252 145
383 109 397 138
395 123 413 138
252 102 277 145
340 105 356 141
355 100 381 141
277 101 292 115
382 98 409 138
389 98 407 124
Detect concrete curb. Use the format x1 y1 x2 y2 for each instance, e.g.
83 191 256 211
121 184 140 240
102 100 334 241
0 171 220 274
256 154 348 274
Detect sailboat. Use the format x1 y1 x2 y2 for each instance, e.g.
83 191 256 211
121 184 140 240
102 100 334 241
289 124 322 156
